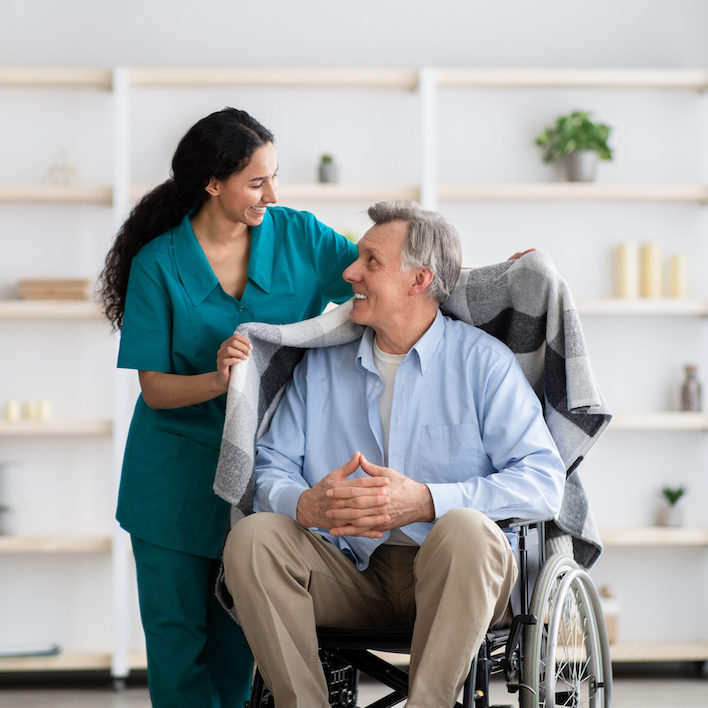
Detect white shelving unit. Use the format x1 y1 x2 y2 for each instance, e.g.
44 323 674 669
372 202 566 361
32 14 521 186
0 67 119 676
1 66 706 676
0 300 103 319
438 182 708 203
577 297 708 317
0 535 113 553
608 412 708 431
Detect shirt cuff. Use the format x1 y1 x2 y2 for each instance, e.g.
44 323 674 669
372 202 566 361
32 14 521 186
427 482 469 519
269 484 307 522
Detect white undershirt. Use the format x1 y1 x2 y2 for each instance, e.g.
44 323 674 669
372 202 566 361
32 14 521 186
372 338 418 547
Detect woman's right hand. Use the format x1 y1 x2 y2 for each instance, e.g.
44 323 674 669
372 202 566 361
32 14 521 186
216 333 252 389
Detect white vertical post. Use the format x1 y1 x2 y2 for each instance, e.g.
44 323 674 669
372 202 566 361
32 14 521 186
418 67 438 210
110 65 132 686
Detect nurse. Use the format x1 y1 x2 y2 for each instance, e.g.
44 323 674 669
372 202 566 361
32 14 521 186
98 107 357 707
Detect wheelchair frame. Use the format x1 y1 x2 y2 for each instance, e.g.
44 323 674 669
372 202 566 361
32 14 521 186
247 520 613 708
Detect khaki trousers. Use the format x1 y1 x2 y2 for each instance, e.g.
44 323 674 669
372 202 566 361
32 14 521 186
223 509 517 708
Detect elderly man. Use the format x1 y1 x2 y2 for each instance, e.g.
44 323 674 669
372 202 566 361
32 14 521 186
222 201 566 708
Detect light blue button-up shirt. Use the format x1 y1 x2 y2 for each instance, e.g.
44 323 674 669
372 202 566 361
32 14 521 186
254 310 566 570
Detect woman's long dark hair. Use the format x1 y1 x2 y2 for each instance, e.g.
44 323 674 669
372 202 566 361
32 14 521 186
97 107 274 330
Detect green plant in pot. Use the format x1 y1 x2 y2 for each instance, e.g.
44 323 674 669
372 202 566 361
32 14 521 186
318 153 339 184
657 485 687 527
535 110 614 182
0 504 15 535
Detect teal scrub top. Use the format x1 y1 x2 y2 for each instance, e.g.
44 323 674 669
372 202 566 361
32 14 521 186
116 206 358 558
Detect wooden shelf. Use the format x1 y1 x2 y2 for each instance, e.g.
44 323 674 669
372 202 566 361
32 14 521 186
6 67 707 92
0 68 113 89
609 641 708 662
0 535 112 553
577 298 708 316
609 412 708 431
0 184 112 204
436 68 708 91
0 649 146 672
0 300 103 319
601 527 708 547
130 67 419 90
0 419 113 436
438 183 708 203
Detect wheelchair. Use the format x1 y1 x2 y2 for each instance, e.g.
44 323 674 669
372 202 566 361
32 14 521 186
246 520 613 708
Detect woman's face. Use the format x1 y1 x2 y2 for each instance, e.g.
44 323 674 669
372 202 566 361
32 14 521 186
207 142 279 227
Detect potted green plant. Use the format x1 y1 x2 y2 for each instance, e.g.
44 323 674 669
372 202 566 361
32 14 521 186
318 153 339 184
657 484 687 527
535 110 614 182
0 504 16 535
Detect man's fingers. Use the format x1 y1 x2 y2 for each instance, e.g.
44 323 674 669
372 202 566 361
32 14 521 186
325 496 390 517
329 493 389 510
359 453 386 478
326 478 389 498
330 527 384 539
330 513 391 537
330 452 362 481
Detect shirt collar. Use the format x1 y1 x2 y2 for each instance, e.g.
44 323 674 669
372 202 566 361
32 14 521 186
356 309 445 376
173 213 219 306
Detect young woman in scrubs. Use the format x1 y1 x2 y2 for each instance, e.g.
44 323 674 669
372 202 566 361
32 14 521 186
98 108 357 707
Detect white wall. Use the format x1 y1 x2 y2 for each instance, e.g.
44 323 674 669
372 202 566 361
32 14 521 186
1 0 707 652
1 0 708 68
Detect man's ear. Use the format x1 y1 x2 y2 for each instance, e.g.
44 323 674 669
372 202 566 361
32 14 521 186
409 268 434 295
205 176 220 197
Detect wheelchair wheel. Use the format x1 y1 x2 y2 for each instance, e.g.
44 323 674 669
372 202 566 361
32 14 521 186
520 553 612 707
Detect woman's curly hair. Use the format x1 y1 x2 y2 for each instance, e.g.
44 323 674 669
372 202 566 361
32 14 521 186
97 107 273 330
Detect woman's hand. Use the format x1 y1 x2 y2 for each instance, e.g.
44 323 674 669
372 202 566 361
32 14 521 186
216 333 252 388
508 248 535 260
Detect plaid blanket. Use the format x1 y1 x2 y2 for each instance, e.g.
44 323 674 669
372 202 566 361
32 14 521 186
214 250 611 568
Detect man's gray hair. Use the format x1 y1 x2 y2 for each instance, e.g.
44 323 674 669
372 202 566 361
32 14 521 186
367 201 462 303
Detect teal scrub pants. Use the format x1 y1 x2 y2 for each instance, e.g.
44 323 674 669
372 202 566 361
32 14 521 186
131 536 253 708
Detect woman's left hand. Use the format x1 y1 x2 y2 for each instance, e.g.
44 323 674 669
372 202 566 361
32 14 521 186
216 333 252 389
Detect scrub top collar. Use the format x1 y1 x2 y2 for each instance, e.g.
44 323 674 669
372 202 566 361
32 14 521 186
173 209 276 306
356 309 445 377
247 208 276 295
173 213 219 307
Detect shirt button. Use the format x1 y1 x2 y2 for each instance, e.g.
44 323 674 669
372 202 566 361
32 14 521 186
239 306 244 312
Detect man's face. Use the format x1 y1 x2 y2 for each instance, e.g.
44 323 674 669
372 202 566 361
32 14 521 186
342 220 414 341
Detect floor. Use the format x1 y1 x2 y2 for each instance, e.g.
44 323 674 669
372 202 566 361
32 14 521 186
1 665 707 707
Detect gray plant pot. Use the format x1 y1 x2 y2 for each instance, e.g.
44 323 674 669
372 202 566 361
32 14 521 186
0 507 16 535
563 150 598 182
656 503 683 527
318 162 339 184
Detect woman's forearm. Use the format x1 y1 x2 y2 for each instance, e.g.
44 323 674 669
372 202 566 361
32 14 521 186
138 370 228 409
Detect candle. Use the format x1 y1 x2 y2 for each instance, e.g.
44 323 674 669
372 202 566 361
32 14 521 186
669 254 688 298
4 400 21 422
37 399 52 422
22 400 39 420
640 242 662 298
616 242 639 298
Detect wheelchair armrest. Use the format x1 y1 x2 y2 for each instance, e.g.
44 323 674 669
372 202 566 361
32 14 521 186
495 517 551 530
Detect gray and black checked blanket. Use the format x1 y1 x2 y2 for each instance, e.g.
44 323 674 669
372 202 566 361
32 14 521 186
214 250 611 568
